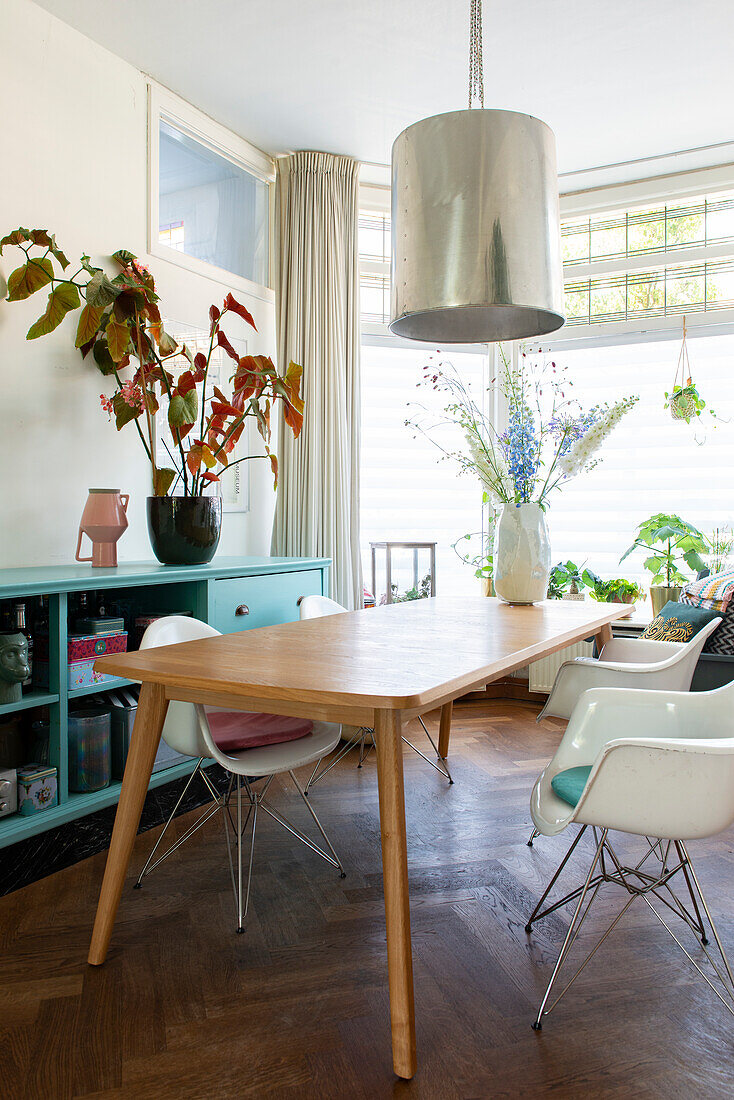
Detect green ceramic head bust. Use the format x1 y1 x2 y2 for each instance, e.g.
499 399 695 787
0 632 30 704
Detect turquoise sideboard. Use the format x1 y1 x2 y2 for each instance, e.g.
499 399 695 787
0 556 330 849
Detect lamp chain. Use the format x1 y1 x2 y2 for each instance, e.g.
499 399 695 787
468 0 484 108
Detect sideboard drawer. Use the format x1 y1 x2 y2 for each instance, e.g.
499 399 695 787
212 570 323 634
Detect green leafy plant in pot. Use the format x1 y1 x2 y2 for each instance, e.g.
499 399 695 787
584 574 644 605
547 561 589 600
620 513 707 615
0 229 304 565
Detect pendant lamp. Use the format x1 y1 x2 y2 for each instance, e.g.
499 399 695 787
389 0 565 343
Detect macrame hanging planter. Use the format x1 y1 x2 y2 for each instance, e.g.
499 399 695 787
666 318 703 423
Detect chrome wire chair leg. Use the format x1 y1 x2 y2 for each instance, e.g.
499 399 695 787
402 716 452 783
228 775 258 934
358 727 374 767
530 831 734 1028
304 728 366 794
532 828 608 1030
527 828 540 847
228 770 344 934
525 825 589 932
290 770 346 877
135 760 221 888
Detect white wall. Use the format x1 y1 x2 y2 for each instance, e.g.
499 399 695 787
0 0 277 567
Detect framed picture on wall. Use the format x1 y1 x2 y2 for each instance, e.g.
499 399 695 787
155 320 250 513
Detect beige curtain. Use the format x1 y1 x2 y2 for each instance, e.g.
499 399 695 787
271 151 362 609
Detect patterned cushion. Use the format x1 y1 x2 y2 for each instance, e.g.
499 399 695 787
698 603 734 655
680 569 734 612
640 601 721 643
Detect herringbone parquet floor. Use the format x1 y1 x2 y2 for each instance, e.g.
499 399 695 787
1 700 732 1099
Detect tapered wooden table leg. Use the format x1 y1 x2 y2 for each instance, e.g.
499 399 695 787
594 622 613 653
438 700 453 759
88 682 169 965
374 708 416 1079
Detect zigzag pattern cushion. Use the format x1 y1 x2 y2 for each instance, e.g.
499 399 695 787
680 568 734 612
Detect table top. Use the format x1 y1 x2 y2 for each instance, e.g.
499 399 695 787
95 597 631 713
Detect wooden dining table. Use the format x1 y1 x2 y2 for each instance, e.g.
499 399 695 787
88 596 631 1079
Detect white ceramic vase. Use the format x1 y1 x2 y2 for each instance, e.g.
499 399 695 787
493 503 551 605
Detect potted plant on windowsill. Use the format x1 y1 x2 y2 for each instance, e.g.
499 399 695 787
0 229 304 564
620 513 707 615
547 561 589 601
584 574 644 606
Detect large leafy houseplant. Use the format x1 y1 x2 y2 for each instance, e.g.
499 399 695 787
620 514 707 587
0 228 303 496
621 513 707 613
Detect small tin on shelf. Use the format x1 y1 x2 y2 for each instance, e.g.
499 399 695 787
17 764 58 815
67 630 127 689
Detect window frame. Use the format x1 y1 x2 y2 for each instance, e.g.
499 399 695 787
147 84 275 302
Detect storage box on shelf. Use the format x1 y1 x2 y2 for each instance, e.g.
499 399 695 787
0 556 330 848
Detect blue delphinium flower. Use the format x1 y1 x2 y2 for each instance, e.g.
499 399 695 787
499 398 541 502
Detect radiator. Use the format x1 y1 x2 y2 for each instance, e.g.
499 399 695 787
529 640 595 693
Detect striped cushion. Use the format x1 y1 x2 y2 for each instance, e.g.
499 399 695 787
681 569 734 612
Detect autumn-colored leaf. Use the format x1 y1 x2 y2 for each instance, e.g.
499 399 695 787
209 304 220 330
26 282 80 339
6 257 53 301
268 451 278 488
112 249 138 268
0 228 31 253
217 328 239 362
159 330 178 356
75 303 104 348
153 467 176 496
92 337 116 375
285 360 305 413
200 471 220 484
168 388 198 429
143 389 159 414
26 230 70 270
223 292 257 331
186 442 216 475
85 270 120 308
211 400 241 418
193 352 207 381
112 391 142 430
283 399 304 439
177 370 196 396
106 313 131 362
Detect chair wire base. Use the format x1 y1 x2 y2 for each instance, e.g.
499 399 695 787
134 759 223 887
304 715 453 793
526 828 734 1029
225 770 346 934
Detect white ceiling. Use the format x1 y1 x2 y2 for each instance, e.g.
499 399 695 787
33 0 734 175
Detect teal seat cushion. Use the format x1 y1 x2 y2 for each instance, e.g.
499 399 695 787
551 765 592 808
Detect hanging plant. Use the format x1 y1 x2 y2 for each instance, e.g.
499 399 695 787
664 319 713 425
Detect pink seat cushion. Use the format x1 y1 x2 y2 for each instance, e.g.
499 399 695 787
205 708 314 752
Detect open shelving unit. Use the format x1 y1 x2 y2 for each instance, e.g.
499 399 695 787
0 556 330 850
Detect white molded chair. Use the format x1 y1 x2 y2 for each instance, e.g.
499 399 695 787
528 618 721 847
135 615 345 932
298 594 453 788
538 617 721 722
526 681 734 1029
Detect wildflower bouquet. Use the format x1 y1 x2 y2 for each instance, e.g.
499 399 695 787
409 348 638 509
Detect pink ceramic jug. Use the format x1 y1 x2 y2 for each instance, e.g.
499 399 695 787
75 489 129 568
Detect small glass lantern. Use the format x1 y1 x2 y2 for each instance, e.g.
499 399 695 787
369 542 437 606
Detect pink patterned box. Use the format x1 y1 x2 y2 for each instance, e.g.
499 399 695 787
68 632 128 662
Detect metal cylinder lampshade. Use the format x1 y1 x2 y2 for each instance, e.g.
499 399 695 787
389 109 565 343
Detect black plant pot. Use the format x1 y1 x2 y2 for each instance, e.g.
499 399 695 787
146 496 222 566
